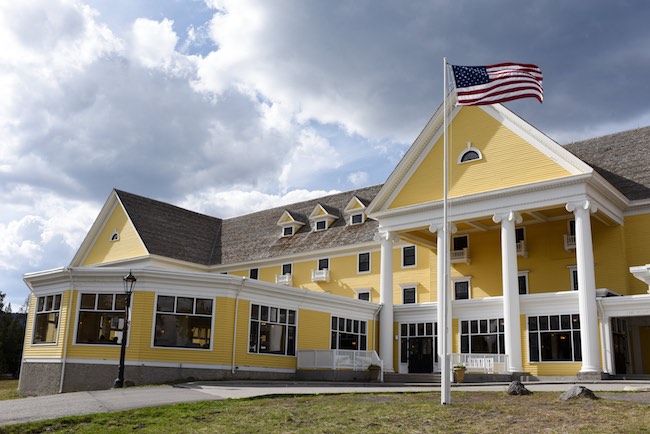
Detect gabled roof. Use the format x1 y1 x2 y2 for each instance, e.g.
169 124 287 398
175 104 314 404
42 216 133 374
115 190 223 265
563 126 650 200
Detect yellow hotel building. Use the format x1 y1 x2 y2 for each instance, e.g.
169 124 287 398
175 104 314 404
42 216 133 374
20 103 650 395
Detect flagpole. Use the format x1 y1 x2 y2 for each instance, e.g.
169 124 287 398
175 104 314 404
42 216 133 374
440 57 451 405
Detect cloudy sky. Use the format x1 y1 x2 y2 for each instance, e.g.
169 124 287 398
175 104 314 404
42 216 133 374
2 0 650 308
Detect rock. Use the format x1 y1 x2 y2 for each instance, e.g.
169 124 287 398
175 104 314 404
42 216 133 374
560 385 598 400
507 381 532 395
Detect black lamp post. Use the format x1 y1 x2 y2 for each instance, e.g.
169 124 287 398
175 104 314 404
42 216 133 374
114 270 136 388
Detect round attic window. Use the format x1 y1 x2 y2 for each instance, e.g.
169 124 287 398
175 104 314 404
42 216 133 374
458 147 482 164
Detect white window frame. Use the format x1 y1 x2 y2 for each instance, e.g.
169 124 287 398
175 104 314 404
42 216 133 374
350 213 365 225
75 292 128 346
314 219 328 232
151 294 215 351
457 145 483 164
248 303 297 356
568 265 578 291
32 293 62 345
518 271 529 295
452 277 472 300
401 245 417 268
282 263 293 276
330 315 368 351
282 226 293 237
357 252 371 274
452 234 469 251
317 257 329 271
249 268 259 279
400 283 418 304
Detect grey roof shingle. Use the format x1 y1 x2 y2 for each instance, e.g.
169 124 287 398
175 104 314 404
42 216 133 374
563 126 650 200
115 185 382 267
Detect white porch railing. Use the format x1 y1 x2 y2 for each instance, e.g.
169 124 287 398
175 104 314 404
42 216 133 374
450 248 470 264
297 350 383 379
311 269 330 282
564 234 576 251
516 240 528 258
450 353 509 374
275 274 293 285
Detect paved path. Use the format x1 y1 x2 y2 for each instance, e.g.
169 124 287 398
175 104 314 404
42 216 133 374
1 381 649 427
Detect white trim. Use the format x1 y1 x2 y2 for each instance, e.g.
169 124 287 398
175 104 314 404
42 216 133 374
401 244 417 268
452 277 471 300
151 293 215 351
400 283 418 304
457 144 483 164
518 271 530 295
357 251 371 274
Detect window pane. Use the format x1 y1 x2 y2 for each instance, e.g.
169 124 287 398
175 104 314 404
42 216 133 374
196 298 213 315
282 264 292 275
529 333 539 362
461 320 468 335
287 326 296 355
573 331 582 361
115 294 126 311
403 287 416 304
98 294 113 310
403 246 416 267
352 214 363 224
360 321 366 334
539 316 549 331
270 307 278 323
176 297 193 314
480 320 488 334
249 268 259 279
279 309 287 324
471 335 499 354
460 335 469 353
33 312 59 343
572 314 580 329
417 323 424 336
358 292 370 301
339 317 345 331
453 236 468 251
53 294 62 310
489 319 498 333
37 297 45 312
251 304 259 320
401 338 408 363
528 317 538 331
259 323 286 354
470 320 478 334
318 258 329 270
288 310 296 325
354 320 359 334
332 316 338 330
338 332 359 350
261 306 269 321
540 332 572 361
454 281 469 299
76 311 123 344
157 296 175 312
80 294 96 310
550 315 560 330
331 331 337 349
518 275 527 294
154 314 211 349
45 296 53 311
409 323 416 336
358 253 370 272
426 323 433 336
249 320 259 352
346 319 352 332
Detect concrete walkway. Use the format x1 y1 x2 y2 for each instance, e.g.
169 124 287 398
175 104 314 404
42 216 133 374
1 380 649 427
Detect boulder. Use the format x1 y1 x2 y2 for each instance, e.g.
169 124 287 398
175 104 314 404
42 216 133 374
560 385 598 400
507 381 532 396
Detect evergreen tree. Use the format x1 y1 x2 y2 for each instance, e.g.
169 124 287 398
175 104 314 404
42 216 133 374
0 292 26 378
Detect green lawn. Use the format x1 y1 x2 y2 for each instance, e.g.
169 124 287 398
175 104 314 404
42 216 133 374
2 391 649 433
0 380 20 401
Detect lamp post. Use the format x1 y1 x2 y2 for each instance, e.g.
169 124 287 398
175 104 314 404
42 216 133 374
114 270 136 388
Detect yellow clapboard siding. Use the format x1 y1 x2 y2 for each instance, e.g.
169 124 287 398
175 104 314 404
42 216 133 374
389 107 572 209
297 310 330 350
23 291 71 359
624 213 650 294
82 204 147 266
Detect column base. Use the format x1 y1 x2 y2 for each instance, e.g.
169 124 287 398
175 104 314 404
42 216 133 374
576 371 605 381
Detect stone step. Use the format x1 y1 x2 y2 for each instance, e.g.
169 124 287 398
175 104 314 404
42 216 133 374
383 372 441 383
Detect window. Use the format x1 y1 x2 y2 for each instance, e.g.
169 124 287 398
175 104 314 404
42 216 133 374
528 314 581 362
358 252 370 273
249 268 259 280
351 213 364 225
453 235 468 251
76 293 127 345
283 226 293 237
458 146 482 164
315 220 327 231
110 231 119 241
402 245 416 267
281 263 292 276
518 272 529 295
318 258 329 270
33 294 62 344
403 286 416 304
460 318 505 354
568 220 576 236
357 291 370 301
249 304 296 355
569 266 578 291
154 295 213 349
515 228 525 243
453 279 470 300
331 316 367 350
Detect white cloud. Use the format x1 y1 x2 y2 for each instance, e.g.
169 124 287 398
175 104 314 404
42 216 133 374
347 171 369 187
130 18 179 69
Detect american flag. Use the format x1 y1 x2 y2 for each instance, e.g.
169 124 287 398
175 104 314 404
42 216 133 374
451 63 543 106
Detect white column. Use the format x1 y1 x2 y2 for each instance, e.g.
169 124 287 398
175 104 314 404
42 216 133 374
375 231 396 372
599 314 613 374
566 200 601 374
492 211 523 372
429 224 447 368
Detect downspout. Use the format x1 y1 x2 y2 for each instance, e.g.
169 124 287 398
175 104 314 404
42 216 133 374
59 267 75 393
231 277 246 374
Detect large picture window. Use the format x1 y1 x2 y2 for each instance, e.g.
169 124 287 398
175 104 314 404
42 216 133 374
331 316 367 350
154 295 213 349
249 304 296 355
460 318 505 354
33 294 62 344
528 314 582 362
76 293 127 344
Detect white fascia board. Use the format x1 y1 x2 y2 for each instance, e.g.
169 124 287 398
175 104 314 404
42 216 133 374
520 291 580 316
393 302 437 322
376 176 592 233
23 267 72 291
452 297 504 320
585 183 625 225
599 293 650 317
625 200 650 216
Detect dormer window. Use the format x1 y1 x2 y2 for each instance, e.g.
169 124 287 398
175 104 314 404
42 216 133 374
309 204 338 232
344 196 368 226
458 142 483 164
277 210 305 238
351 213 364 225
110 231 119 242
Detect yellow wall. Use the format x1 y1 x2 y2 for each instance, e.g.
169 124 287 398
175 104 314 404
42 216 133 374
23 292 72 359
389 107 573 209
625 213 650 294
82 204 147 266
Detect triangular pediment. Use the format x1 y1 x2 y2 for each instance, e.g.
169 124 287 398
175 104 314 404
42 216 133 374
344 196 367 213
367 103 592 215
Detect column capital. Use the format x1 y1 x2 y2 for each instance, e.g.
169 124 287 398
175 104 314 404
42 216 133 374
566 199 598 214
428 223 457 234
374 230 399 243
492 211 522 225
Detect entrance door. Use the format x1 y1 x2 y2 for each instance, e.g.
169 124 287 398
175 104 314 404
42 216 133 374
408 337 434 373
612 318 629 375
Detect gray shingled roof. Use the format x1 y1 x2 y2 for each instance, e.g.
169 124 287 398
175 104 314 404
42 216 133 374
563 126 650 200
115 185 382 266
116 190 223 265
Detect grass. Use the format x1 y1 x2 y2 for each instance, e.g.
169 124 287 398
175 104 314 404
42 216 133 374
0 380 20 401
1 391 649 433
